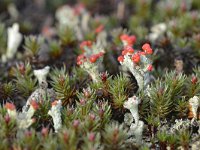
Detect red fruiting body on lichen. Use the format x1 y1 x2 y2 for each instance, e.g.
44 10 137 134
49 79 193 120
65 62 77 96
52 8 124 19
122 50 128 56
118 55 124 62
142 43 153 55
128 35 136 44
126 35 136 46
80 40 92 51
120 34 129 41
77 54 86 65
42 26 55 39
97 51 104 57
120 34 136 46
142 43 150 49
5 102 16 110
95 24 104 33
30 100 39 110
77 54 86 62
51 100 58 106
89 55 98 63
77 51 104 65
132 54 140 63
147 64 153 71
77 61 83 65
124 46 134 54
145 48 153 55
138 51 146 55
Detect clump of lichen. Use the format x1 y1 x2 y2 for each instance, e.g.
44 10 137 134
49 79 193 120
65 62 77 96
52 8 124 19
0 0 200 149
